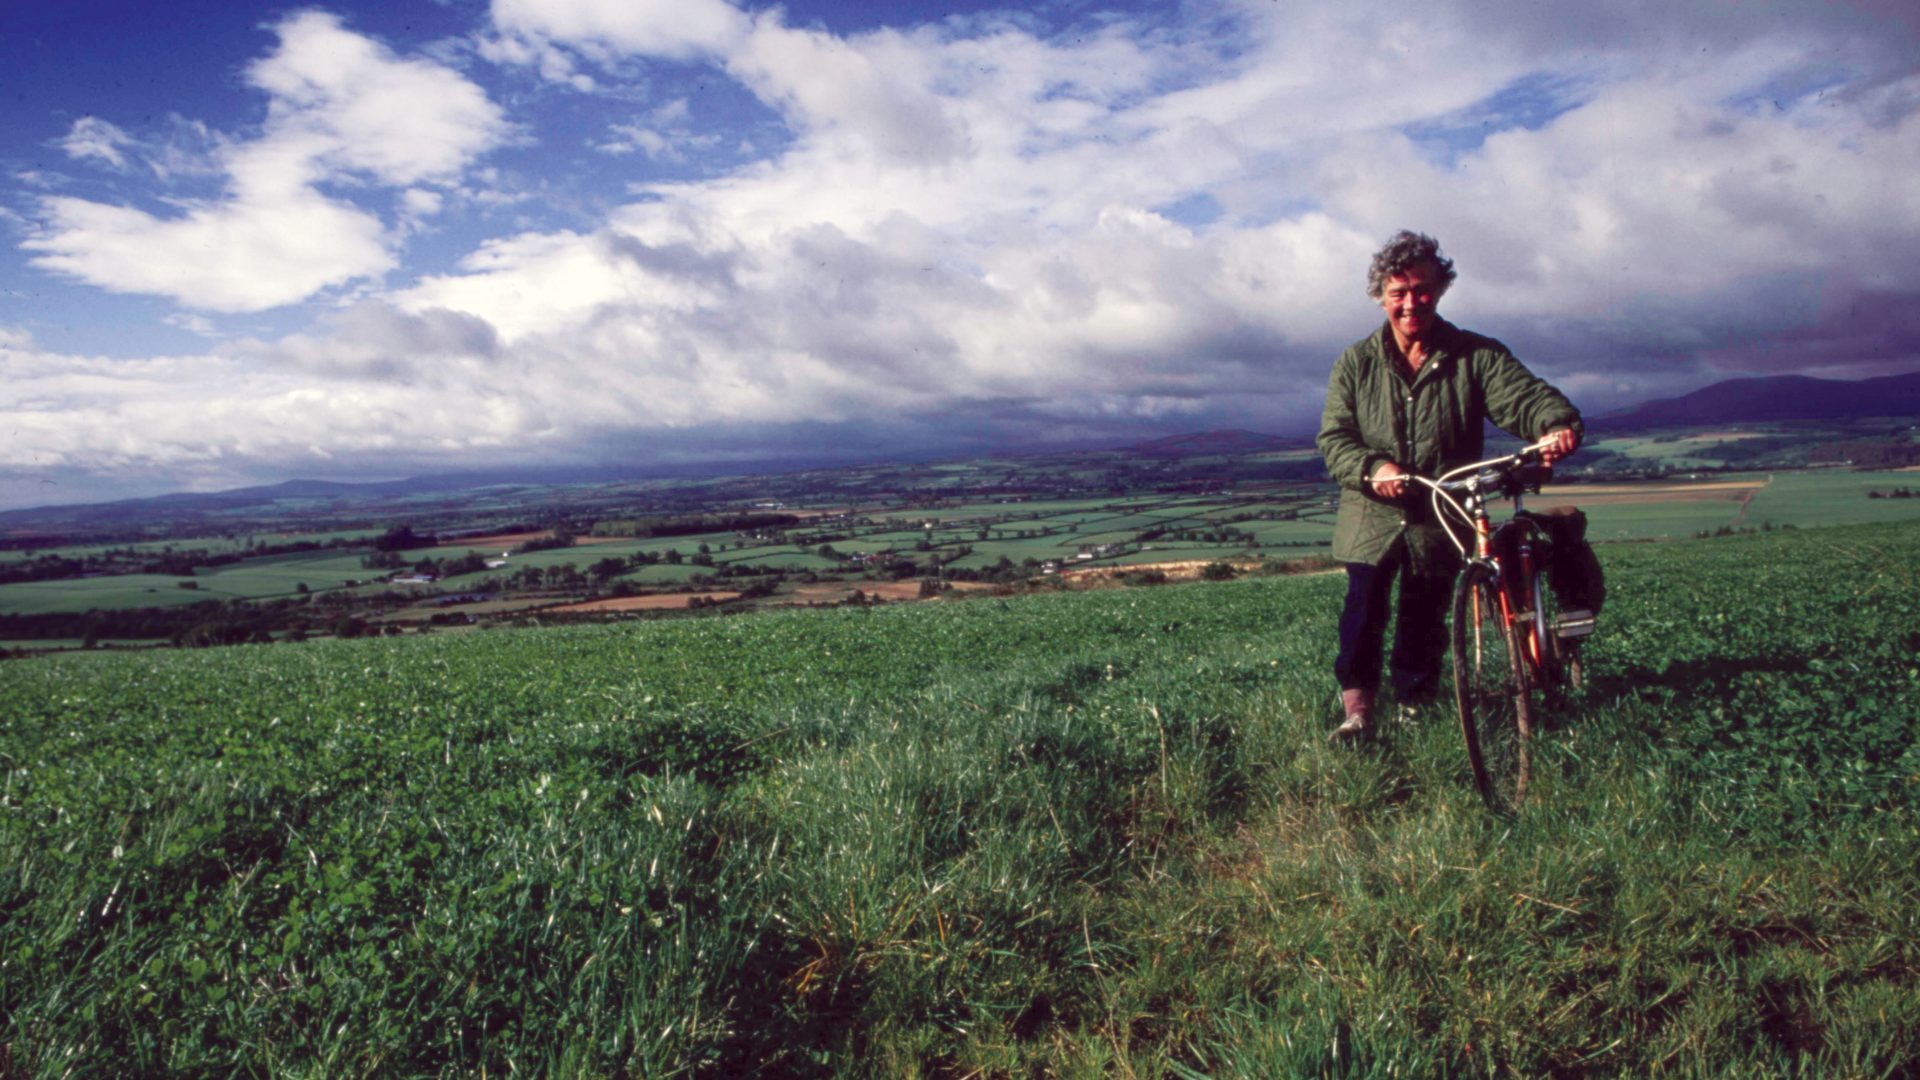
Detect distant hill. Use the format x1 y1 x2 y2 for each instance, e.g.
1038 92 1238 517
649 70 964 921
0 464 749 534
1596 370 1920 430
1127 429 1305 457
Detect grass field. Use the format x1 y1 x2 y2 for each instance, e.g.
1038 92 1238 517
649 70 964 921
616 561 722 584
1585 433 1767 471
713 549 842 570
1745 469 1920 527
0 529 382 565
0 550 377 615
3 521 1916 1076
1572 498 1748 541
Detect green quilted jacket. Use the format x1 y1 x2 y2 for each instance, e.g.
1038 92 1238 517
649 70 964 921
1316 319 1583 572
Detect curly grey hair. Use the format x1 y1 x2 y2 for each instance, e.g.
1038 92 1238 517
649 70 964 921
1365 230 1457 300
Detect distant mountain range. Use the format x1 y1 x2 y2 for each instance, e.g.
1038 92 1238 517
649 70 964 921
1593 370 1920 430
0 464 751 533
5 370 1915 535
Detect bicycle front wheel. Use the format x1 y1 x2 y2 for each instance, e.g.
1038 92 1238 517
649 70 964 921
1453 564 1533 809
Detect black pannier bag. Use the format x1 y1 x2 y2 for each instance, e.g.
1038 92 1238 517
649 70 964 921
1529 505 1605 621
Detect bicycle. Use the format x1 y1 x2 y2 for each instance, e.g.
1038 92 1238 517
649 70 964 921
1413 440 1596 810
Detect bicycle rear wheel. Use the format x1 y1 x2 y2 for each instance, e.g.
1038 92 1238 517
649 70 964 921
1453 564 1533 809
1528 568 1589 700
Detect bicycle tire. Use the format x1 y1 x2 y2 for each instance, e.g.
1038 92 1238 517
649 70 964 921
1528 566 1586 699
1453 564 1532 809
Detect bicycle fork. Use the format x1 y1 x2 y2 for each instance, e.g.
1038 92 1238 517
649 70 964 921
1470 517 1544 684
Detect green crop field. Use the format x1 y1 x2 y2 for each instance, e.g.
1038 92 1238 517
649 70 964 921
0 530 382 565
0 550 381 615
713 549 841 570
852 528 949 548
1239 518 1337 545
1586 433 1767 471
1746 469 1920 527
1575 498 1748 541
1541 470 1920 541
411 536 704 568
0 576 239 615
4 521 1917 1076
615 562 714 584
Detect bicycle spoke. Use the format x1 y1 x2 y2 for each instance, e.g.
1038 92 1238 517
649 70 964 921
1454 568 1532 810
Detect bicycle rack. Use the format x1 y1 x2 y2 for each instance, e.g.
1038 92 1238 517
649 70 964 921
1552 609 1596 639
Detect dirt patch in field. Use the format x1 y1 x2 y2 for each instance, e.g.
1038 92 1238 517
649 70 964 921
1062 559 1238 582
787 580 995 603
548 592 742 612
1536 481 1765 507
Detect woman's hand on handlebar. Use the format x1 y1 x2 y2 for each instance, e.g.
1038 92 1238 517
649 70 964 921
1368 461 1411 499
1538 427 1580 463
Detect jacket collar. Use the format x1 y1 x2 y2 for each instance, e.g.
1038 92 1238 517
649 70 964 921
1374 317 1460 383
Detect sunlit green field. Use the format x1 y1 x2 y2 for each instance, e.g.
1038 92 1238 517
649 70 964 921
1746 469 1920 526
4 522 1916 1077
611 562 714 584
1573 498 1749 541
1585 432 1772 471
711 549 842 570
0 549 376 615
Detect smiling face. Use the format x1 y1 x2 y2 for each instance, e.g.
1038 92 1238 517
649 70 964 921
1378 260 1446 348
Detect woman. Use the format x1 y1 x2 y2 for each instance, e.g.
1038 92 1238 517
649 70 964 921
1317 231 1582 741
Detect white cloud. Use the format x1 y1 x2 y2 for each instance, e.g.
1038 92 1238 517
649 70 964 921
489 0 749 63
22 11 508 314
8 0 1920 501
723 17 970 164
597 124 673 158
593 98 716 160
246 11 511 186
28 188 393 314
0 321 545 499
400 188 445 221
59 117 135 169
162 313 221 337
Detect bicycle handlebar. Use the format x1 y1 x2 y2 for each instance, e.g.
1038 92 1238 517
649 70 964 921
1409 437 1562 556
1434 448 1549 497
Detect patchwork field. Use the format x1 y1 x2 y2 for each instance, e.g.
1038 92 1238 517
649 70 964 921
7 467 1920 633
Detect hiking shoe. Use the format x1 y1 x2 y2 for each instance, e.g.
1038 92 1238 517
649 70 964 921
1328 713 1372 744
1331 687 1375 744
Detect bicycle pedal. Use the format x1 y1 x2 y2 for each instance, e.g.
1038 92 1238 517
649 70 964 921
1553 610 1596 639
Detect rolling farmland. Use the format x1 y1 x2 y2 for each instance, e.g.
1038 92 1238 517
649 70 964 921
9 464 1918 639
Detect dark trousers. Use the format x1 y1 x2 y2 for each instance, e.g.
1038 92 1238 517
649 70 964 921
1334 540 1453 701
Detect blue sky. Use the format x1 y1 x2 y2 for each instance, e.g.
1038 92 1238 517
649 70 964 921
3 0 1918 508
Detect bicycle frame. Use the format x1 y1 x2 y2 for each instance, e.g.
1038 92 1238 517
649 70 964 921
1416 443 1558 682
1484 514 1554 680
